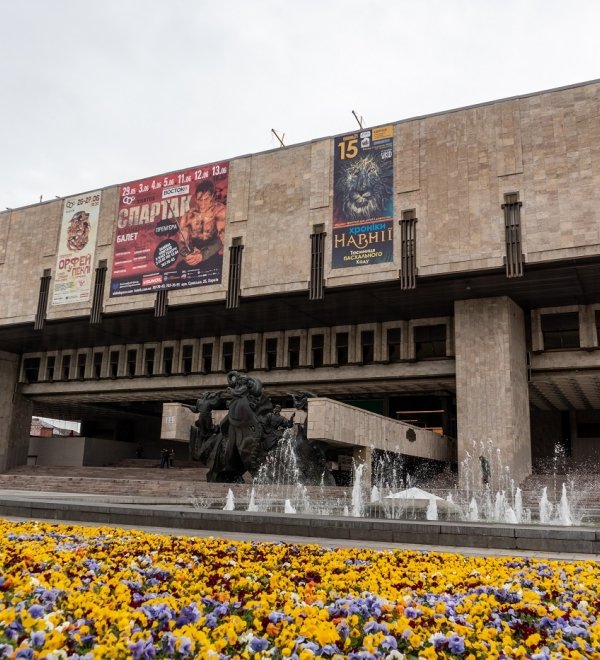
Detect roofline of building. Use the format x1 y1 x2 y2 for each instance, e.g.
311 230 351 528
3 77 599 215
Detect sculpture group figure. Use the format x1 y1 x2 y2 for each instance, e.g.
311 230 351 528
185 371 334 485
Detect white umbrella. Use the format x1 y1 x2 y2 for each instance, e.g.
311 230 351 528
382 487 462 516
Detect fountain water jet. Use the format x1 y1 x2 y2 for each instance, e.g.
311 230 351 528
351 464 365 517
223 489 235 511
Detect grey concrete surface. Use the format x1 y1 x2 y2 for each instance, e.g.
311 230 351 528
0 489 598 560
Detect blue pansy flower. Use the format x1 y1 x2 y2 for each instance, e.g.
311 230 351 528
448 633 465 654
249 637 269 652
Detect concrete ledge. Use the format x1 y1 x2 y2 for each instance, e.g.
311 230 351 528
0 496 598 555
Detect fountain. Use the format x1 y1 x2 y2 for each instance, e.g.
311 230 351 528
187 372 587 526
199 446 584 526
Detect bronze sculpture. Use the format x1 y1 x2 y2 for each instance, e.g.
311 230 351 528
186 372 333 485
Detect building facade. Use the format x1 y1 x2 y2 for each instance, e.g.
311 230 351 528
1 79 600 485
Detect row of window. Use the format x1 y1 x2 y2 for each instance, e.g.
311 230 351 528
22 304 600 384
21 322 449 383
538 310 600 350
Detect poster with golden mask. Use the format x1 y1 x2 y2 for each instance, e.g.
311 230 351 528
52 191 101 305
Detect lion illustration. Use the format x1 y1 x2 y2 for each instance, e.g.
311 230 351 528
335 154 392 221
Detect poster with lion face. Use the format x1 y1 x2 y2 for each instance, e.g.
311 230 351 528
332 125 394 268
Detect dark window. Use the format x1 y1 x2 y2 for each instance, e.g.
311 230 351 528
181 344 193 375
288 336 300 368
35 269 51 331
415 325 447 359
144 348 155 376
202 343 213 372
399 209 417 290
222 341 234 372
127 350 137 377
163 346 174 375
61 355 71 380
336 332 349 366
361 330 375 364
77 354 87 379
109 351 120 378
243 340 255 371
387 328 401 363
226 238 243 309
311 334 324 368
93 352 103 379
502 192 524 278
45 356 55 381
90 261 107 324
265 338 278 370
23 357 40 383
542 313 580 350
576 422 600 438
310 224 325 300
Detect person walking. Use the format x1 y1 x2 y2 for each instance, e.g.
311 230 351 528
160 448 169 469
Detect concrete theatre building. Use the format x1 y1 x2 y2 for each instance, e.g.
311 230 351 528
1 79 600 486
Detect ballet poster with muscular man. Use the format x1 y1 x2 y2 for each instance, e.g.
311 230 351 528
109 161 229 297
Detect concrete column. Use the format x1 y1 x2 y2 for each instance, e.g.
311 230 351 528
0 351 33 471
579 305 596 349
454 297 531 491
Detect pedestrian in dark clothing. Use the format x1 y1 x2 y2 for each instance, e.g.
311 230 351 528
160 448 169 468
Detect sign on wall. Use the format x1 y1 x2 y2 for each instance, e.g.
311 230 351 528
109 162 229 297
332 125 394 268
52 191 101 305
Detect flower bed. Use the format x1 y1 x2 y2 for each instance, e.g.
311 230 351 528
0 519 598 659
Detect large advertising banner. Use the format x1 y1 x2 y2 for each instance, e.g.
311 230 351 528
332 125 394 268
52 190 101 305
110 162 229 297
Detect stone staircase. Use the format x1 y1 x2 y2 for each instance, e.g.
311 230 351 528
0 462 351 510
517 473 600 523
0 463 210 500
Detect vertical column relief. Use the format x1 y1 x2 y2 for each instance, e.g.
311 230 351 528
495 99 524 177
394 120 420 193
0 210 10 264
228 157 251 223
309 139 331 210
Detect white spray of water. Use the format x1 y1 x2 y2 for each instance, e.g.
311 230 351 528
514 487 523 523
558 483 573 525
539 487 552 524
468 497 479 521
247 488 258 512
426 497 438 521
370 485 381 503
351 464 365 517
223 489 235 511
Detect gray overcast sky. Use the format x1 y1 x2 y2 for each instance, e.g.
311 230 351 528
0 0 598 210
